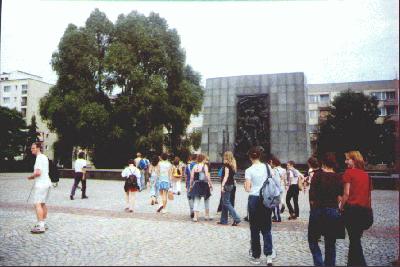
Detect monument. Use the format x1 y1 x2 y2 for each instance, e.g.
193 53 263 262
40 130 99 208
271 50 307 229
201 72 310 168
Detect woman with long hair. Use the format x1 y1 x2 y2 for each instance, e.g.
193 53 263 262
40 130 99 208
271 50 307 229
339 151 372 266
148 155 160 206
190 153 213 222
217 151 241 226
157 153 173 214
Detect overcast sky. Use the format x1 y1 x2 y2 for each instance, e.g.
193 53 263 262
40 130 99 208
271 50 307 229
1 0 399 85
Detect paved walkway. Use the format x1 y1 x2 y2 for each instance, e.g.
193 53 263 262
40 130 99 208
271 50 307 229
0 173 398 266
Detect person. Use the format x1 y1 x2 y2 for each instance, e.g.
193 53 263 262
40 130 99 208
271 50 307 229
308 152 344 266
134 152 142 168
269 155 286 222
286 160 305 220
70 151 88 200
172 156 183 195
148 155 160 205
121 159 142 212
185 154 197 218
190 153 213 222
28 142 52 234
304 157 321 193
339 151 372 266
157 153 173 214
244 147 276 265
217 151 241 226
138 154 150 190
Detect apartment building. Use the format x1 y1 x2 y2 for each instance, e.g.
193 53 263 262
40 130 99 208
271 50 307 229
0 71 57 159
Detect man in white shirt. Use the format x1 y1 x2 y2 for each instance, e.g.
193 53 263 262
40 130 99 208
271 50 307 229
70 151 88 200
285 161 304 220
28 142 52 234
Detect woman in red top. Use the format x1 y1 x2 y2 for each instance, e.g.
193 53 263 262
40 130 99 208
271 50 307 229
339 151 371 266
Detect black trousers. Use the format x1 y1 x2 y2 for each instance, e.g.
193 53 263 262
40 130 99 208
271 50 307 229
286 184 299 217
217 185 236 212
71 172 86 197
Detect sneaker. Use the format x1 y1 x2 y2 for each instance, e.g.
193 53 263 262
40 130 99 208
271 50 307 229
82 196 88 199
70 195 74 200
161 209 168 214
266 255 273 266
280 205 285 214
190 212 194 219
157 206 164 213
31 224 45 234
232 221 241 226
248 256 261 265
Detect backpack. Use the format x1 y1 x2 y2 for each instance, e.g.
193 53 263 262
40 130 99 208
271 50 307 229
126 169 139 189
48 159 60 183
259 164 281 209
138 159 149 170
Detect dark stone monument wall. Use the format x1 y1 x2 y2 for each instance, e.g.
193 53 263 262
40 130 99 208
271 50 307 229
201 73 310 165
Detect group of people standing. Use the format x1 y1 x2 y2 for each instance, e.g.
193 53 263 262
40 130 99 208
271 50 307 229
27 142 373 266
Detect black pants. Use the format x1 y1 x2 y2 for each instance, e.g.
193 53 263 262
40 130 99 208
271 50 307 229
71 172 86 197
344 206 367 266
218 185 236 212
286 184 299 217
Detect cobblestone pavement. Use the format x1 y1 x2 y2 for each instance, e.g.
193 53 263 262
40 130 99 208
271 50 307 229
0 173 398 266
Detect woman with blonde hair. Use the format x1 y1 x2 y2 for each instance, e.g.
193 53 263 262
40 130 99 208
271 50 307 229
190 153 213 222
340 151 372 266
217 151 241 226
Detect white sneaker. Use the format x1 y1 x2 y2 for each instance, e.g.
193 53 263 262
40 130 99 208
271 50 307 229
248 256 261 265
31 224 45 234
266 255 273 266
161 209 168 214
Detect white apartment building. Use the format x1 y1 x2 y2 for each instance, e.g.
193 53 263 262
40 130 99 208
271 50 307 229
0 71 57 159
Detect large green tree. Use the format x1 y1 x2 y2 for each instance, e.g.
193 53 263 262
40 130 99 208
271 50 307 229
23 115 40 167
316 90 395 166
0 107 27 168
40 9 203 168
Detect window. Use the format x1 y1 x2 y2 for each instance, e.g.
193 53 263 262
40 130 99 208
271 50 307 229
3 97 10 104
21 85 28 94
21 97 27 106
386 106 397 116
378 107 387 116
309 110 319 119
21 108 27 118
387 91 395 100
3 85 11 93
320 94 330 103
308 95 319 103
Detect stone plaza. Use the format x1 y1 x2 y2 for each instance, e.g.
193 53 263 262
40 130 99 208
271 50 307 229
0 173 398 266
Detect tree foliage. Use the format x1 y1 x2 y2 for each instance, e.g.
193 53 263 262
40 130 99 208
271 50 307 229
23 115 40 166
0 107 27 166
40 9 204 168
316 90 396 165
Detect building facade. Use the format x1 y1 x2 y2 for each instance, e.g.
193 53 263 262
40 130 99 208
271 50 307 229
0 71 57 159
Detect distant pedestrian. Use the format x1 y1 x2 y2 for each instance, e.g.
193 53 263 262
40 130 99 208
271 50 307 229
185 154 197 218
190 153 213 222
340 151 373 266
138 154 150 190
70 151 88 200
286 160 305 220
28 142 52 234
269 155 285 222
244 147 276 265
148 155 160 205
121 159 141 212
172 156 183 195
134 152 142 168
217 151 241 226
157 153 173 214
308 152 344 266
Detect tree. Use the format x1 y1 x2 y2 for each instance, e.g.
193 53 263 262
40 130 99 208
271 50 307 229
40 9 204 168
316 90 395 166
189 129 202 151
0 107 27 167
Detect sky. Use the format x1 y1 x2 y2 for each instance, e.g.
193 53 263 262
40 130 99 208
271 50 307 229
1 0 399 86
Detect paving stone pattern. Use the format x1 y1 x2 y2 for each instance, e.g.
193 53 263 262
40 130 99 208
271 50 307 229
0 173 398 266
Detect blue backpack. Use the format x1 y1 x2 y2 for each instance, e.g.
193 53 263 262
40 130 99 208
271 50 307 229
138 159 149 170
259 165 281 209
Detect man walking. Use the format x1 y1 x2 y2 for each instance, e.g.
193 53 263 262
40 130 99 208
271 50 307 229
70 151 88 200
28 142 52 234
285 161 304 220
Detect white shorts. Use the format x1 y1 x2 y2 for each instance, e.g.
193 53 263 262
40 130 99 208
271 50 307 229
32 185 51 204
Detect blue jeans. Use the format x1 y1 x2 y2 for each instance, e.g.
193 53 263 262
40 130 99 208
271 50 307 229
220 186 241 224
140 171 146 190
248 195 273 258
308 208 339 266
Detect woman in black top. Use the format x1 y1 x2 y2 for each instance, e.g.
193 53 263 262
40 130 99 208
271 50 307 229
308 152 344 266
217 151 241 226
